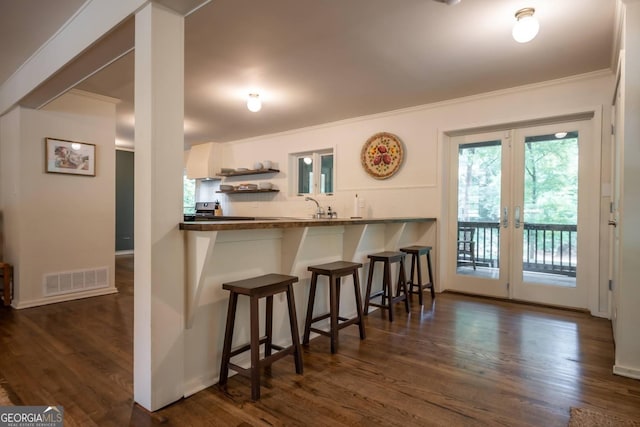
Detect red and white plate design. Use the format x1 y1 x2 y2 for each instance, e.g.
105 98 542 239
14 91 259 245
361 132 404 179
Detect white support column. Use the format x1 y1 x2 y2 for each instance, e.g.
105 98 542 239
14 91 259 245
615 0 640 380
134 3 186 411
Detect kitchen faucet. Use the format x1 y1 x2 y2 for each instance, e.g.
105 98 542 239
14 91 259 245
305 196 325 218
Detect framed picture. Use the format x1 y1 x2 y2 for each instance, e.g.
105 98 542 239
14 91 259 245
45 138 96 176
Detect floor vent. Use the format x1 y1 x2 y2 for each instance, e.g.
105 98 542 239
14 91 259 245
43 267 109 296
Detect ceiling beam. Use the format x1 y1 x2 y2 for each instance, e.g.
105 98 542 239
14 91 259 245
0 0 146 116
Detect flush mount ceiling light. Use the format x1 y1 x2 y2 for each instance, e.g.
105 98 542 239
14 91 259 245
512 7 539 43
246 93 262 112
432 0 461 5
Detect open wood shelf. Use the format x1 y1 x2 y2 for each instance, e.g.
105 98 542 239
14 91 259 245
216 189 279 194
217 168 279 177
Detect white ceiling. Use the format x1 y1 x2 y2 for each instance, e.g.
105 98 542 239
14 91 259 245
1 0 617 147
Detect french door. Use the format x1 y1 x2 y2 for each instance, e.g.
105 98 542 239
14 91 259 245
448 120 595 309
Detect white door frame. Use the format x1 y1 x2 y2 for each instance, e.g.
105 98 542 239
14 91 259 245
439 109 603 315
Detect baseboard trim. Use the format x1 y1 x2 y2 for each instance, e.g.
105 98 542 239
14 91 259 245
183 373 218 398
613 364 640 380
13 287 118 309
442 290 590 313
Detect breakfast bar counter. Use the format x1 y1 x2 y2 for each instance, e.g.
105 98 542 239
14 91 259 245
179 216 436 397
180 216 435 231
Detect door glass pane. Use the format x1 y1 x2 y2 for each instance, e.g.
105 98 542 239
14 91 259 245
457 140 502 278
522 132 578 287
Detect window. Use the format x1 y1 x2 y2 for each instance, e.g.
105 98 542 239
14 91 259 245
293 149 334 195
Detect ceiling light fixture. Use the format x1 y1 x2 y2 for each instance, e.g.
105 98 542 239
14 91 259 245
433 0 461 5
247 93 262 112
512 7 539 43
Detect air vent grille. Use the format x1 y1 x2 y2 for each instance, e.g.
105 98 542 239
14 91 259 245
43 267 109 296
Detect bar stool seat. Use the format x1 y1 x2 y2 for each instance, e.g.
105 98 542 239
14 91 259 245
219 273 303 401
364 251 409 322
400 245 435 306
303 261 366 353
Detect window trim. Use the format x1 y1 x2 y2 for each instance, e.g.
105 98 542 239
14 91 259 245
290 148 335 196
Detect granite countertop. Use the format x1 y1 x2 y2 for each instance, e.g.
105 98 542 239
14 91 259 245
179 217 436 231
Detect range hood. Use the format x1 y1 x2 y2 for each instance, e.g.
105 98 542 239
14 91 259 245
186 142 222 180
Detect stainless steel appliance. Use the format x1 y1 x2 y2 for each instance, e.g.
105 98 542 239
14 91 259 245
183 202 255 221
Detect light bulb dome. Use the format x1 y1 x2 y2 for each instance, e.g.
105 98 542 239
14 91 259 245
247 93 262 112
512 8 539 43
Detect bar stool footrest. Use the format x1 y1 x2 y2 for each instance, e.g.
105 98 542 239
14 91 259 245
229 336 271 358
369 294 406 307
309 316 359 337
368 290 384 299
228 345 296 376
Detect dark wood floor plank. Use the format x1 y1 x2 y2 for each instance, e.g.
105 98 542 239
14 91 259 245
0 254 639 426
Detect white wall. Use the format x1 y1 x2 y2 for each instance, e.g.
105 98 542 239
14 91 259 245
614 0 640 379
0 90 117 308
210 72 613 222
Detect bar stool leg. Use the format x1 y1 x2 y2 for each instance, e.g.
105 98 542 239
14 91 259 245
330 276 339 354
427 251 436 299
219 292 238 389
303 272 319 345
364 261 375 315
399 258 410 313
285 284 304 374
265 295 273 358
383 260 393 322
249 296 261 400
352 270 366 339
415 254 424 306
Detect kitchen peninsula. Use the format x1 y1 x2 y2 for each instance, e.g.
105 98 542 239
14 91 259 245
179 216 435 396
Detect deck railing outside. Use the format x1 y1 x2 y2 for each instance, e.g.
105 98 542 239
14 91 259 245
458 221 577 277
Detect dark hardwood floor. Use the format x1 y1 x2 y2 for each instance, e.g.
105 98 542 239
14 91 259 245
1 255 639 426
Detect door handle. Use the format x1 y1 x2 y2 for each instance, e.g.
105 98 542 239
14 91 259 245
515 206 521 229
502 207 508 228
608 220 617 227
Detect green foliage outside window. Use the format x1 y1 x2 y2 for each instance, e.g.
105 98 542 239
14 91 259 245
184 175 196 214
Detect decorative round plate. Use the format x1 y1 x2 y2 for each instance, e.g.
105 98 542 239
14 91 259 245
361 132 404 179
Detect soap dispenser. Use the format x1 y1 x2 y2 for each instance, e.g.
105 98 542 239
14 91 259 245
214 200 223 216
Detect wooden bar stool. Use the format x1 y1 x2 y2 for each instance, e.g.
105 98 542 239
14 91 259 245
303 261 366 353
364 251 409 322
0 262 13 306
219 273 303 401
400 245 435 306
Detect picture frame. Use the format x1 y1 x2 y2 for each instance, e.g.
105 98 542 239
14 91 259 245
45 137 96 177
